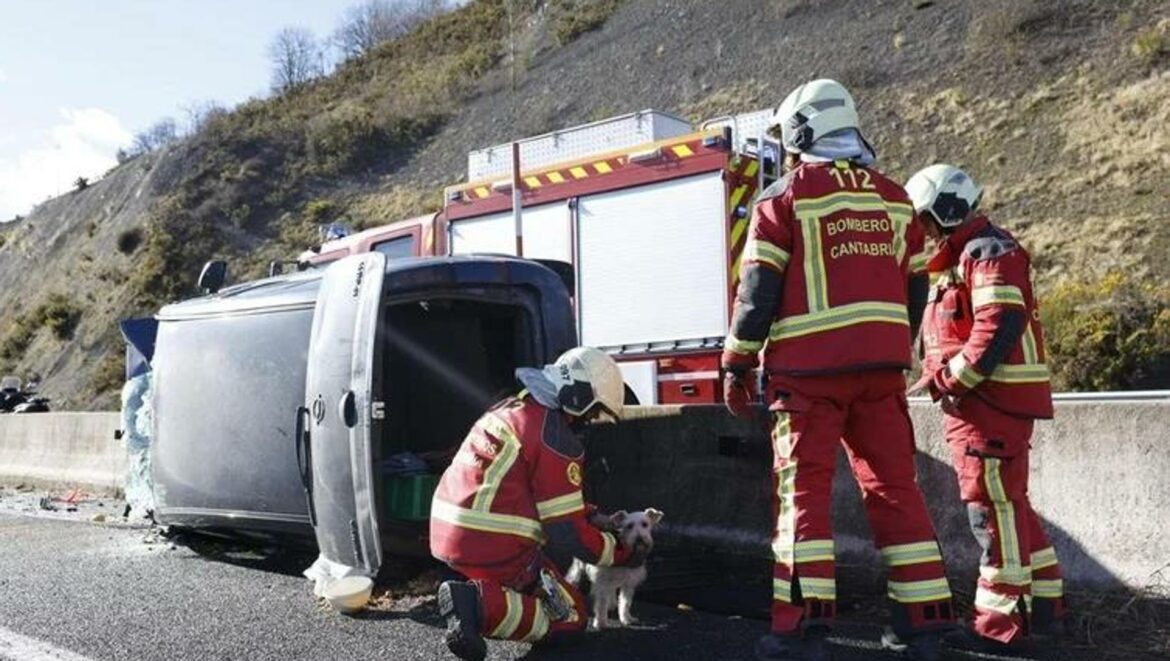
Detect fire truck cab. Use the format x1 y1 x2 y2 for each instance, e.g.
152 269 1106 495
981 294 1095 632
307 109 780 404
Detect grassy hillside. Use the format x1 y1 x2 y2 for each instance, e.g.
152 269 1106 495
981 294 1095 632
1 0 1167 408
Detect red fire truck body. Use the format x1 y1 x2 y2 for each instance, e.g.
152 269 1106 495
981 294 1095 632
306 110 777 404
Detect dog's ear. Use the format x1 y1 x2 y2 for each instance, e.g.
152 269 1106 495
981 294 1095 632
645 508 664 526
609 510 629 527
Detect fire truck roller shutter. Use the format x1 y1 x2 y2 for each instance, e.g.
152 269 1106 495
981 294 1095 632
577 172 728 348
449 202 572 262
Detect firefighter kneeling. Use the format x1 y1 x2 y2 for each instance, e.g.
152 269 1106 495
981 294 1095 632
430 347 646 661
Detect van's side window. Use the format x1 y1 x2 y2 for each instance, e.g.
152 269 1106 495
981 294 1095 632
372 235 415 260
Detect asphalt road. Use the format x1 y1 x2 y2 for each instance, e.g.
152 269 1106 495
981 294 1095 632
0 496 1126 661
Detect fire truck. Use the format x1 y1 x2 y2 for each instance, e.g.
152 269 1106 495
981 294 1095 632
304 109 781 405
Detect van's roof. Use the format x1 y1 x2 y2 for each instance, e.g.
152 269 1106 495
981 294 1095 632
156 255 567 322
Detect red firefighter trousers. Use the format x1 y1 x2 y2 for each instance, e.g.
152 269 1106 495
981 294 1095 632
766 370 953 636
944 395 1065 644
452 551 587 643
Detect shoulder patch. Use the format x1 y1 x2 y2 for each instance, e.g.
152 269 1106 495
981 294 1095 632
542 409 584 459
756 173 793 203
963 236 1018 262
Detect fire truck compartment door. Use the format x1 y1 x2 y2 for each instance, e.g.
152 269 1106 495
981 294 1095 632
303 252 385 577
577 172 728 348
449 202 571 262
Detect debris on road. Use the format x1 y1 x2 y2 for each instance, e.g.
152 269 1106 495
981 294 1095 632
91 514 107 523
322 576 374 615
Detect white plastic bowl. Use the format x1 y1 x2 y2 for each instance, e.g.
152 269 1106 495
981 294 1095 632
322 576 374 614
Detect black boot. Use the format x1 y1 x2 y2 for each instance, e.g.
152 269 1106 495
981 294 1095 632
880 627 943 661
754 625 831 661
942 626 1032 656
437 581 486 661
1029 597 1069 643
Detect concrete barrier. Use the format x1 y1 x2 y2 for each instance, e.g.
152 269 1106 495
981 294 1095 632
585 401 1170 598
0 412 125 495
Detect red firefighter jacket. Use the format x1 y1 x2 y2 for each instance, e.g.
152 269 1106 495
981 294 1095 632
722 160 929 376
430 393 629 570
917 215 1053 419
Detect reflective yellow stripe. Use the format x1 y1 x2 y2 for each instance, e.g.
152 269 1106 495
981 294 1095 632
909 251 928 275
521 602 551 642
799 216 830 312
972 285 1025 308
1031 546 1059 571
490 590 524 638
793 539 835 563
471 414 522 511
672 144 694 158
975 586 1018 615
980 564 1032 586
430 500 544 542
984 459 1023 573
744 160 760 178
1021 324 1040 365
888 578 953 604
725 334 764 354
793 191 911 219
770 301 908 341
524 176 542 188
592 161 612 174
1032 578 1064 598
546 171 565 184
771 415 798 567
773 578 793 603
569 166 588 179
948 353 985 389
730 216 749 249
729 185 748 215
800 577 837 600
989 363 1050 384
742 238 791 272
892 214 909 266
535 491 585 520
880 541 944 567
598 531 617 567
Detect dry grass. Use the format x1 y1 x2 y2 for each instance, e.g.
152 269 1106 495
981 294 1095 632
346 185 445 230
1131 19 1170 65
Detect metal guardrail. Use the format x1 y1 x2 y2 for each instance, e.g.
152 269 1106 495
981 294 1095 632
908 390 1170 404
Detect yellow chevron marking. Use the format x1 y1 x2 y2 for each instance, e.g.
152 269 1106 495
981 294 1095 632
570 166 589 179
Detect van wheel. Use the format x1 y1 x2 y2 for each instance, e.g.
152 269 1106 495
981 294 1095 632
623 384 640 406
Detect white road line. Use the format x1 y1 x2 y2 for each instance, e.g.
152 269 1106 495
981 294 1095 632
0 626 94 661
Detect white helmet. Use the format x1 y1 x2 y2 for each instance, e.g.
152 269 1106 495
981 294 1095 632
905 164 983 229
769 79 861 153
516 347 625 421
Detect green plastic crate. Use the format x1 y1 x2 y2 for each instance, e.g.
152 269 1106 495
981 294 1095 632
384 474 440 521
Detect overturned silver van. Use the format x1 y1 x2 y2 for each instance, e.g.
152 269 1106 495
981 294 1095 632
150 253 576 576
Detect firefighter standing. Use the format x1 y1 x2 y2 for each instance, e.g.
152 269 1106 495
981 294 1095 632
430 347 645 661
906 164 1065 652
722 79 954 661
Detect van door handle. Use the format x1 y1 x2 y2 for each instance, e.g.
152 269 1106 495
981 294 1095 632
294 406 316 526
680 384 698 396
339 391 358 428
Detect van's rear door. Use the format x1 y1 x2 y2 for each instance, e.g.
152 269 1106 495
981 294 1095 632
302 253 385 576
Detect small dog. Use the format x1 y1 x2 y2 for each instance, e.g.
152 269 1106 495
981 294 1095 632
567 508 664 629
